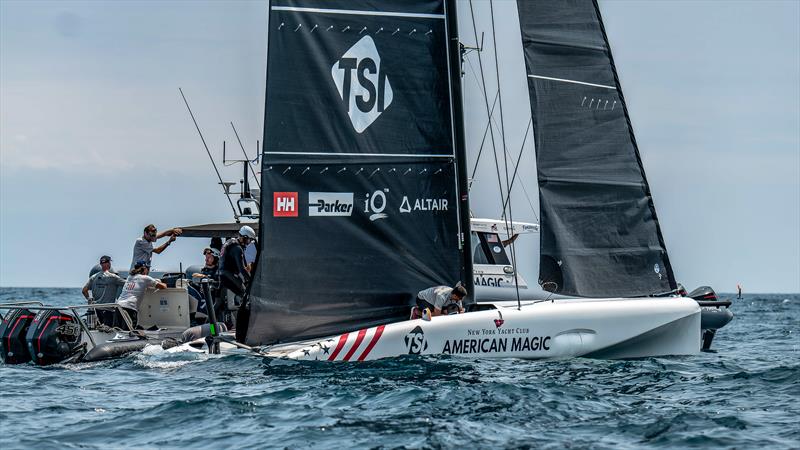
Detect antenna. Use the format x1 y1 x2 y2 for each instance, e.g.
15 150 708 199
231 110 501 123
230 122 261 188
178 88 238 219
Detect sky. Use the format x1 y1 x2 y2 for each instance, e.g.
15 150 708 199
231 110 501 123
1 0 798 292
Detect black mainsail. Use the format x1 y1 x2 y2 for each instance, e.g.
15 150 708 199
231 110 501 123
517 0 677 297
242 0 471 345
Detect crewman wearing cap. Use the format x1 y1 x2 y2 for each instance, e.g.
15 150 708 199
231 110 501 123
82 255 127 326
115 260 167 329
193 247 221 280
187 247 222 324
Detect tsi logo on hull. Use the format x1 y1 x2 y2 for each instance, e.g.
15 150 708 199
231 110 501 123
309 192 354 217
273 192 298 217
404 326 428 355
331 36 393 133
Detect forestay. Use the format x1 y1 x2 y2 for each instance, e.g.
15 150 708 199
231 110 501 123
242 0 470 345
516 0 677 297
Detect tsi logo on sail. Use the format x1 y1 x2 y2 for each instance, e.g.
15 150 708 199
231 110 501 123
308 192 354 217
331 36 393 133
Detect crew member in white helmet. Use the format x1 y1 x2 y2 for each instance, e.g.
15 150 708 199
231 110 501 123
219 225 257 299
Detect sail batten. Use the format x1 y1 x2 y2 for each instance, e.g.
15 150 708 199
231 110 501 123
527 75 616 90
518 0 676 297
270 6 446 19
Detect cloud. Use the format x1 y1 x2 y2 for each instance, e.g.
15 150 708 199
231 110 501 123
1 141 134 172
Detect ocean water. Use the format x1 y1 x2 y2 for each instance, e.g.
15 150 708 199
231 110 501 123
0 289 797 449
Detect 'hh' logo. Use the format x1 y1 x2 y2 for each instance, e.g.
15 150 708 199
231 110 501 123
331 36 393 133
273 192 298 217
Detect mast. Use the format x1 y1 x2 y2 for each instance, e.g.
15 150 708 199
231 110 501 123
444 0 474 300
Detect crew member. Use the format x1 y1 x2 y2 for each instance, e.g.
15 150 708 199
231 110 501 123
82 255 126 326
189 247 221 323
244 239 258 273
415 283 468 317
219 226 256 298
115 261 166 329
130 224 182 269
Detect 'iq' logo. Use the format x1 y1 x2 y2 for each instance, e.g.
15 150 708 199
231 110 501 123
331 36 393 133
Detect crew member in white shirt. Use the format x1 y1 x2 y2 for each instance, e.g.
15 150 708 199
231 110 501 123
115 260 167 329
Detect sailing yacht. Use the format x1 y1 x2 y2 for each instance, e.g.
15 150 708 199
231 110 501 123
0 0 733 366
220 0 731 361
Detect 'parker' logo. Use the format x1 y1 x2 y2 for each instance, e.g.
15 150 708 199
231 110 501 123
331 36 393 133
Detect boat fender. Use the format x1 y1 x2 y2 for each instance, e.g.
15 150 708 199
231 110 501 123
82 339 150 362
180 322 228 343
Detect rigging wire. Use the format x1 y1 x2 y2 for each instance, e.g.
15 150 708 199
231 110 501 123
489 0 521 308
462 53 500 191
179 88 238 219
500 117 539 222
484 110 539 222
468 80 538 221
468 90 500 190
468 0 508 224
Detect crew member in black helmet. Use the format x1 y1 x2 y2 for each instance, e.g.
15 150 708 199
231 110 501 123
219 225 256 299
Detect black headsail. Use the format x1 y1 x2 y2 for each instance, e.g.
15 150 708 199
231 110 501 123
516 0 677 297
242 0 471 345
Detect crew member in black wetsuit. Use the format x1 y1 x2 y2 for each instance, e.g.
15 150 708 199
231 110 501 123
219 226 256 299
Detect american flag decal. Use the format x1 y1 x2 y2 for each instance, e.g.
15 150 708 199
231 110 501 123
325 325 386 362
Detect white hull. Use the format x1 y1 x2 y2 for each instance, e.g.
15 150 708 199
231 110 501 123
249 297 701 361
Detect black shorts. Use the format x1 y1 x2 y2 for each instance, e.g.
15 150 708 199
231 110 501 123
220 271 246 297
416 296 436 311
113 307 138 330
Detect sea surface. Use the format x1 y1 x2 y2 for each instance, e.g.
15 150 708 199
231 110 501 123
0 289 797 449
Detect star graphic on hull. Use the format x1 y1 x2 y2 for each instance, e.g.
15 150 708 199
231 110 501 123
322 345 330 355
302 348 310 356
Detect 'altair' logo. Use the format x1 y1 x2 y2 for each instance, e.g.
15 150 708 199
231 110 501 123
331 36 393 133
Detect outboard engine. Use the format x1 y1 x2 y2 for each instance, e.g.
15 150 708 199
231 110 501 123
687 285 733 351
0 308 36 364
688 286 718 301
24 310 83 365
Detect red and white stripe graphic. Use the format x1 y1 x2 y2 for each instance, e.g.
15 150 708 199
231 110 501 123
327 325 385 362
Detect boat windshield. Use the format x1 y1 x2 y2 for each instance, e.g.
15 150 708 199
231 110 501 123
471 232 511 265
